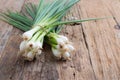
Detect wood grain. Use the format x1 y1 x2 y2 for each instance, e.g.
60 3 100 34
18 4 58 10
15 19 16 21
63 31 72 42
0 0 120 80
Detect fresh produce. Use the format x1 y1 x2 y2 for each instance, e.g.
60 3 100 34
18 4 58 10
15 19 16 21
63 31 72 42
0 0 105 61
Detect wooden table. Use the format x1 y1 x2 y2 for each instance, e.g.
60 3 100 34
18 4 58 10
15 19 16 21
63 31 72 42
0 0 120 80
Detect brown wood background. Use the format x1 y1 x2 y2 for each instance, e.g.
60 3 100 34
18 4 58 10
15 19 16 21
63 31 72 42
0 0 120 80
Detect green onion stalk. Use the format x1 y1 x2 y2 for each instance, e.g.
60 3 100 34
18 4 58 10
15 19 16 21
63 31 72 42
0 0 106 61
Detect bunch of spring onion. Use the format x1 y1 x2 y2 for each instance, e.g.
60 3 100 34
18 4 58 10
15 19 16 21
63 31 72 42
0 0 105 61
45 33 75 60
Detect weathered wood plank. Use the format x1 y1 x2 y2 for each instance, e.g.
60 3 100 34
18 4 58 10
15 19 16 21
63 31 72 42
0 0 25 56
80 0 120 80
0 0 25 80
101 0 120 72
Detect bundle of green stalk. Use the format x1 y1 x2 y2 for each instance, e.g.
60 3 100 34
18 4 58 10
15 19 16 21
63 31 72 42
0 0 105 61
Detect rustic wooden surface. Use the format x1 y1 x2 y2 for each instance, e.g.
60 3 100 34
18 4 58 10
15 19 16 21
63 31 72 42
0 0 120 80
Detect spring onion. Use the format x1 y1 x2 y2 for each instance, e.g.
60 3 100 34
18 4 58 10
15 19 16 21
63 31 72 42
0 0 106 61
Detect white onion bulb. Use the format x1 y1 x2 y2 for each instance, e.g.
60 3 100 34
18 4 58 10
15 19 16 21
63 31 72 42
52 48 61 58
63 52 71 60
22 26 40 40
19 41 27 51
